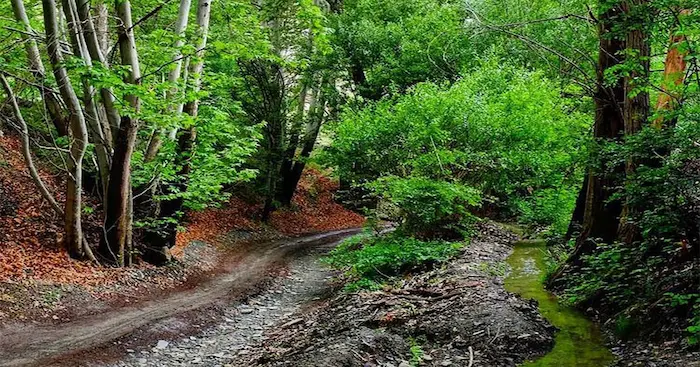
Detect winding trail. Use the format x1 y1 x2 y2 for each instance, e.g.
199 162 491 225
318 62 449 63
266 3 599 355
0 228 361 367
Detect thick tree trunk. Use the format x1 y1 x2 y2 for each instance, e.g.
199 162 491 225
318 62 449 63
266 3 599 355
100 0 141 266
10 0 69 137
143 0 212 264
653 9 691 129
559 5 626 269
565 174 588 241
42 0 89 259
144 0 193 162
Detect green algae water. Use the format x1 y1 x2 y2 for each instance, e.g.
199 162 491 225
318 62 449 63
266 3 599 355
505 240 615 367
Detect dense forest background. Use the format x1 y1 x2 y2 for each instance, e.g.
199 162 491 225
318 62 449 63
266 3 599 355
0 0 698 350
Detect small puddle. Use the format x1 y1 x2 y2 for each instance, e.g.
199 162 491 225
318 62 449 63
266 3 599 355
505 240 615 367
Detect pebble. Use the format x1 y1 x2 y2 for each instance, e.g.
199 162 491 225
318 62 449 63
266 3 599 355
156 340 169 349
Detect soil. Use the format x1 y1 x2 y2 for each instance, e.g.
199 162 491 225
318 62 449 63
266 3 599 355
2 218 696 367
0 228 362 367
71 221 556 367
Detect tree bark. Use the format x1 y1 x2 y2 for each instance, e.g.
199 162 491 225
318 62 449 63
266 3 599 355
144 0 193 162
100 0 142 266
618 0 651 244
143 0 212 264
278 79 327 206
653 9 691 129
42 0 89 259
62 0 112 198
10 0 69 137
559 4 626 269
76 0 122 150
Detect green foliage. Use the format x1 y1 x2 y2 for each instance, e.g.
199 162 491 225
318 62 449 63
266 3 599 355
325 62 590 232
370 176 481 239
408 338 425 366
332 0 476 98
325 234 465 288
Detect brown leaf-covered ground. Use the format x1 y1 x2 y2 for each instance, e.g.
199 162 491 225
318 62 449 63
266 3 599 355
0 135 364 323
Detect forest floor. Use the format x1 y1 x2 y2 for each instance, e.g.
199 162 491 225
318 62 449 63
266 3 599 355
2 135 698 366
0 132 363 326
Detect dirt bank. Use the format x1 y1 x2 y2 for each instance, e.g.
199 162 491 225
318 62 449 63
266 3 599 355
235 222 556 367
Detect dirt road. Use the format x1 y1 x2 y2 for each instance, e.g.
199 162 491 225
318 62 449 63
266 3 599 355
0 228 361 367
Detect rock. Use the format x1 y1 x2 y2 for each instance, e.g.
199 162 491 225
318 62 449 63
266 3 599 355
399 362 411 367
240 308 254 314
156 340 169 349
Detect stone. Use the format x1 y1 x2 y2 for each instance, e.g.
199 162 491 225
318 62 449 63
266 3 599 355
156 340 169 349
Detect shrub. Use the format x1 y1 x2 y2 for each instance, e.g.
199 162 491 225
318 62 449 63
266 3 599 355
325 234 465 289
370 176 481 239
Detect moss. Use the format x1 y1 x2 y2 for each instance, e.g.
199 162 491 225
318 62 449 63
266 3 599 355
505 241 615 367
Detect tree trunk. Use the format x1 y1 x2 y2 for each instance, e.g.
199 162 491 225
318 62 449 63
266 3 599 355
559 4 626 269
278 80 327 206
565 174 588 241
653 9 691 129
76 0 122 151
42 0 89 259
0 74 64 217
10 0 69 137
618 0 651 244
62 0 112 198
100 0 141 266
144 0 193 162
143 0 212 264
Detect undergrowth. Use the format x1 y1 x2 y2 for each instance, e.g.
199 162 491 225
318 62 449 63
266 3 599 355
324 233 466 291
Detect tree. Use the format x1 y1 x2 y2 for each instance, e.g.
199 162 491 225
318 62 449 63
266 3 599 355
558 2 626 268
143 0 213 264
41 0 91 259
99 0 143 266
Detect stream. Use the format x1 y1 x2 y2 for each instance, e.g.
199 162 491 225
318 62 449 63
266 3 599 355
505 240 615 367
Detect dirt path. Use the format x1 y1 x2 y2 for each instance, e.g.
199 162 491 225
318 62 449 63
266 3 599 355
0 228 361 367
94 232 342 367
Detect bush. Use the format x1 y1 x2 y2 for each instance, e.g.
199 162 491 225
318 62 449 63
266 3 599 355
324 62 590 232
325 234 465 289
371 176 481 239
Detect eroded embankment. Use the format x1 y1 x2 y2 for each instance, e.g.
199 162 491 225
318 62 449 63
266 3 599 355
232 222 556 367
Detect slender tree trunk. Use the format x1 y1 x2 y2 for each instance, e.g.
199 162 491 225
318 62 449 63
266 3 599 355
100 0 141 266
76 0 122 151
0 74 64 217
279 81 309 182
143 0 212 264
10 0 69 137
278 79 327 206
42 0 89 259
62 0 112 198
144 0 193 162
95 1 110 56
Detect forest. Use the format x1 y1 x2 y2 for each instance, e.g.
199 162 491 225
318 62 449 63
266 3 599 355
0 0 698 366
